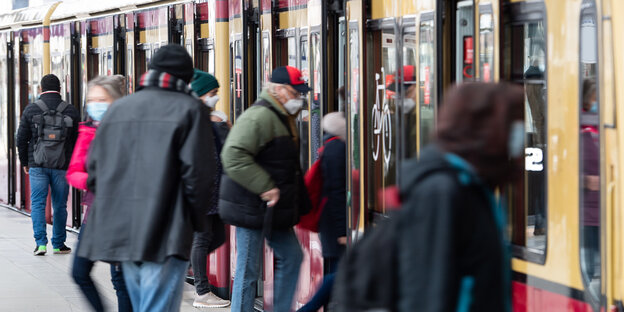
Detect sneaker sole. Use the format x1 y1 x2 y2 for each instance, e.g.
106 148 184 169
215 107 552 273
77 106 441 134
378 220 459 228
53 250 71 254
33 251 46 256
192 302 231 308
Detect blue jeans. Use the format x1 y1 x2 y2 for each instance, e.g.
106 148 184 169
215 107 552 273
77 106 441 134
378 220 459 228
29 167 69 248
231 227 303 312
121 257 189 312
72 224 132 312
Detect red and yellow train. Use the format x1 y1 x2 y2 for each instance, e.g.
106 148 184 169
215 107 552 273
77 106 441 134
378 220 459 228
1 0 624 310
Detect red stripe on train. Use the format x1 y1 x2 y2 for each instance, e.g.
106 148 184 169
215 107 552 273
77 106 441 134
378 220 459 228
513 281 593 312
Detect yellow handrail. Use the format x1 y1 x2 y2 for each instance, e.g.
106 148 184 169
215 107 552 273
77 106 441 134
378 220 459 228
42 2 61 76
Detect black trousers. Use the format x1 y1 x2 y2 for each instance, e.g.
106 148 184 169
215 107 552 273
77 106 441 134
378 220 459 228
190 215 226 295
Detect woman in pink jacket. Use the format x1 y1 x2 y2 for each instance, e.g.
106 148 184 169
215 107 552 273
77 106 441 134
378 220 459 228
67 75 132 312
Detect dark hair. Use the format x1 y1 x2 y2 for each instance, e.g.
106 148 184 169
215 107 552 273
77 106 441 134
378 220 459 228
582 79 596 110
41 74 61 92
436 82 524 187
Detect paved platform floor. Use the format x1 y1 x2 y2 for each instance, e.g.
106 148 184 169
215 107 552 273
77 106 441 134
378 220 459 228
0 207 230 312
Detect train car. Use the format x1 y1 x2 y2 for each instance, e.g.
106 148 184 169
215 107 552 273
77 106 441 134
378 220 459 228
3 0 624 311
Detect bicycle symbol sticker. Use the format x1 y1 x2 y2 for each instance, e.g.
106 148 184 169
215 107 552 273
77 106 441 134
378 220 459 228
371 67 392 168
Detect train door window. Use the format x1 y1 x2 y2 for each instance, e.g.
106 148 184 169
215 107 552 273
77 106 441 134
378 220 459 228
309 32 322 165
299 36 310 171
502 3 547 262
338 17 346 112
419 14 436 149
366 23 398 216
402 26 417 159
262 32 271 88
232 39 244 121
579 0 600 303
347 23 361 231
288 36 297 67
455 1 474 83
197 40 215 75
479 5 494 82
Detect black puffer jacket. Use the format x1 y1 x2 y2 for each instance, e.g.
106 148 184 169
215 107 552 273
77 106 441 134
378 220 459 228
16 92 80 169
77 86 217 263
219 95 310 230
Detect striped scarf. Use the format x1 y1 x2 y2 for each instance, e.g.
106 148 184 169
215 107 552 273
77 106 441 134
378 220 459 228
138 69 197 97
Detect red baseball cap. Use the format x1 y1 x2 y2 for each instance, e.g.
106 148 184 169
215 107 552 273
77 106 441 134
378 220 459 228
270 66 311 94
388 65 416 92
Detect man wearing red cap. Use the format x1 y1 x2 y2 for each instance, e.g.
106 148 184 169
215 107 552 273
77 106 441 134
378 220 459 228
219 66 311 311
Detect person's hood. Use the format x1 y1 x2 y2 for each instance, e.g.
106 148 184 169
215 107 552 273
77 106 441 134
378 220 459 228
399 144 481 198
78 122 97 135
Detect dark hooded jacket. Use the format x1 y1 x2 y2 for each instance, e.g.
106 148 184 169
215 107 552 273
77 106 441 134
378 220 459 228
397 145 509 312
77 85 217 263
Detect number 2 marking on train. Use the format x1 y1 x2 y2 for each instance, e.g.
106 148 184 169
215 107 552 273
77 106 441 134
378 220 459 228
525 147 544 172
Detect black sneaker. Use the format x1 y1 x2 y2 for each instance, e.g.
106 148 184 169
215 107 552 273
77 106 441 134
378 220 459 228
52 244 71 254
33 245 46 256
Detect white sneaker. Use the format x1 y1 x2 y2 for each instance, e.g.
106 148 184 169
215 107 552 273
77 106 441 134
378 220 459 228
193 292 231 308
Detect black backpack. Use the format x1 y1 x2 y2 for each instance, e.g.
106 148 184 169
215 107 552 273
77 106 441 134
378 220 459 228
32 100 73 168
333 212 402 312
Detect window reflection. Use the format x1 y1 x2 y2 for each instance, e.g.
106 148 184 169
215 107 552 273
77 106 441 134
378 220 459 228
579 0 600 303
419 18 435 149
479 9 494 82
503 13 547 259
402 32 417 159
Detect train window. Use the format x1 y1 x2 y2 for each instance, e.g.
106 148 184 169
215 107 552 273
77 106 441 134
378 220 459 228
402 28 417 159
232 39 244 121
347 24 361 232
455 1 474 83
309 33 322 165
288 36 297 67
502 3 547 262
479 5 494 82
579 0 601 303
262 32 271 87
419 16 436 149
366 26 398 215
299 37 310 171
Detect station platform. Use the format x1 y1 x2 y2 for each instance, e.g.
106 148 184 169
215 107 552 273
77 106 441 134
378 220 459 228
0 207 230 312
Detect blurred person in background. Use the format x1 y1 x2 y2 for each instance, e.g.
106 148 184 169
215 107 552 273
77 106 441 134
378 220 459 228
68 75 132 312
77 45 218 312
17 74 80 256
188 72 230 308
398 82 524 312
297 111 347 312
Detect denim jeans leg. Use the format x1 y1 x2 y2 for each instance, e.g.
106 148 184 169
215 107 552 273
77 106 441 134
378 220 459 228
121 262 142 311
267 229 303 312
191 230 214 296
231 227 263 312
49 169 69 248
110 262 133 312
122 258 189 312
29 167 50 246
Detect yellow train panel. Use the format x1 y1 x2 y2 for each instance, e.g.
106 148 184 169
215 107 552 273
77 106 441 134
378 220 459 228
278 9 308 29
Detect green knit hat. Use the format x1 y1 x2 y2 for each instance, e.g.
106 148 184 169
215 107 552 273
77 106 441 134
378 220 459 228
191 69 219 96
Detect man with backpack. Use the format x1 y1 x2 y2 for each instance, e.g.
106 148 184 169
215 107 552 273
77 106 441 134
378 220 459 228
219 66 311 312
17 74 80 256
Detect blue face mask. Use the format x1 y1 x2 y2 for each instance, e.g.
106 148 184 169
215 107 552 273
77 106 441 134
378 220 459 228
590 101 598 114
86 102 110 121
508 121 525 158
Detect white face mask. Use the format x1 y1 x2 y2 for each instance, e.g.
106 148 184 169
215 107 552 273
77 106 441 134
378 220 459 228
402 98 416 113
508 121 525 158
283 98 304 115
204 95 219 108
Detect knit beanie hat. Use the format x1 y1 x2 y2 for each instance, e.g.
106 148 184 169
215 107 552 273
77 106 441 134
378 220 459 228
322 112 346 139
191 70 220 96
148 44 194 83
41 74 61 92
